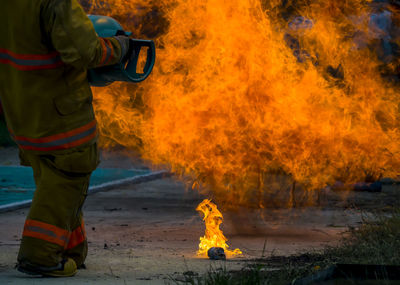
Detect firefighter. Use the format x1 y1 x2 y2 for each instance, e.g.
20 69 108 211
0 0 132 277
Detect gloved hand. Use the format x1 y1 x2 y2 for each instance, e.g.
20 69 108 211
113 35 135 63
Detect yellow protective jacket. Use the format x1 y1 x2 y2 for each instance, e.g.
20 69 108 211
0 0 122 152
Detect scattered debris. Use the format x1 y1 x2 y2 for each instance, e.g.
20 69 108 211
136 277 152 280
183 270 198 277
104 208 122 212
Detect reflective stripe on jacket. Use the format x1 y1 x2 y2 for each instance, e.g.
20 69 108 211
0 0 122 152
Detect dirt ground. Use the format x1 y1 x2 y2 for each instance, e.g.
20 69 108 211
0 147 393 284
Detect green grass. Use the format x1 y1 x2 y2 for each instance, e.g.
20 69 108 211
324 209 400 265
171 264 267 285
170 208 400 285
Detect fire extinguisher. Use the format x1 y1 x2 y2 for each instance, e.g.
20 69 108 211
87 15 156 87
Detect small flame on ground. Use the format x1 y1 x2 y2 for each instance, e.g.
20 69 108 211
196 199 242 257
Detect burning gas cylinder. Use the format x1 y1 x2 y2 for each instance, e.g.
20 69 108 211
196 199 242 259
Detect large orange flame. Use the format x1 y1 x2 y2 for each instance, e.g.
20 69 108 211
196 199 242 257
83 0 400 207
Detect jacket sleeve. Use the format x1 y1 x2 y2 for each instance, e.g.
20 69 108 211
41 0 123 69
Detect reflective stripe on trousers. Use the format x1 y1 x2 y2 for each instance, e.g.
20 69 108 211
23 219 86 249
67 221 86 250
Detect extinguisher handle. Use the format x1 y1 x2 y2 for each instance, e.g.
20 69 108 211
124 39 156 83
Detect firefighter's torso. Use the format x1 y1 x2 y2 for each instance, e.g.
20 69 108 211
0 0 99 152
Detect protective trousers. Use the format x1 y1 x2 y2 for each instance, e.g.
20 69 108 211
17 143 99 268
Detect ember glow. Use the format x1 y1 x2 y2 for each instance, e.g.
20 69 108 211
196 199 242 257
85 0 400 207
